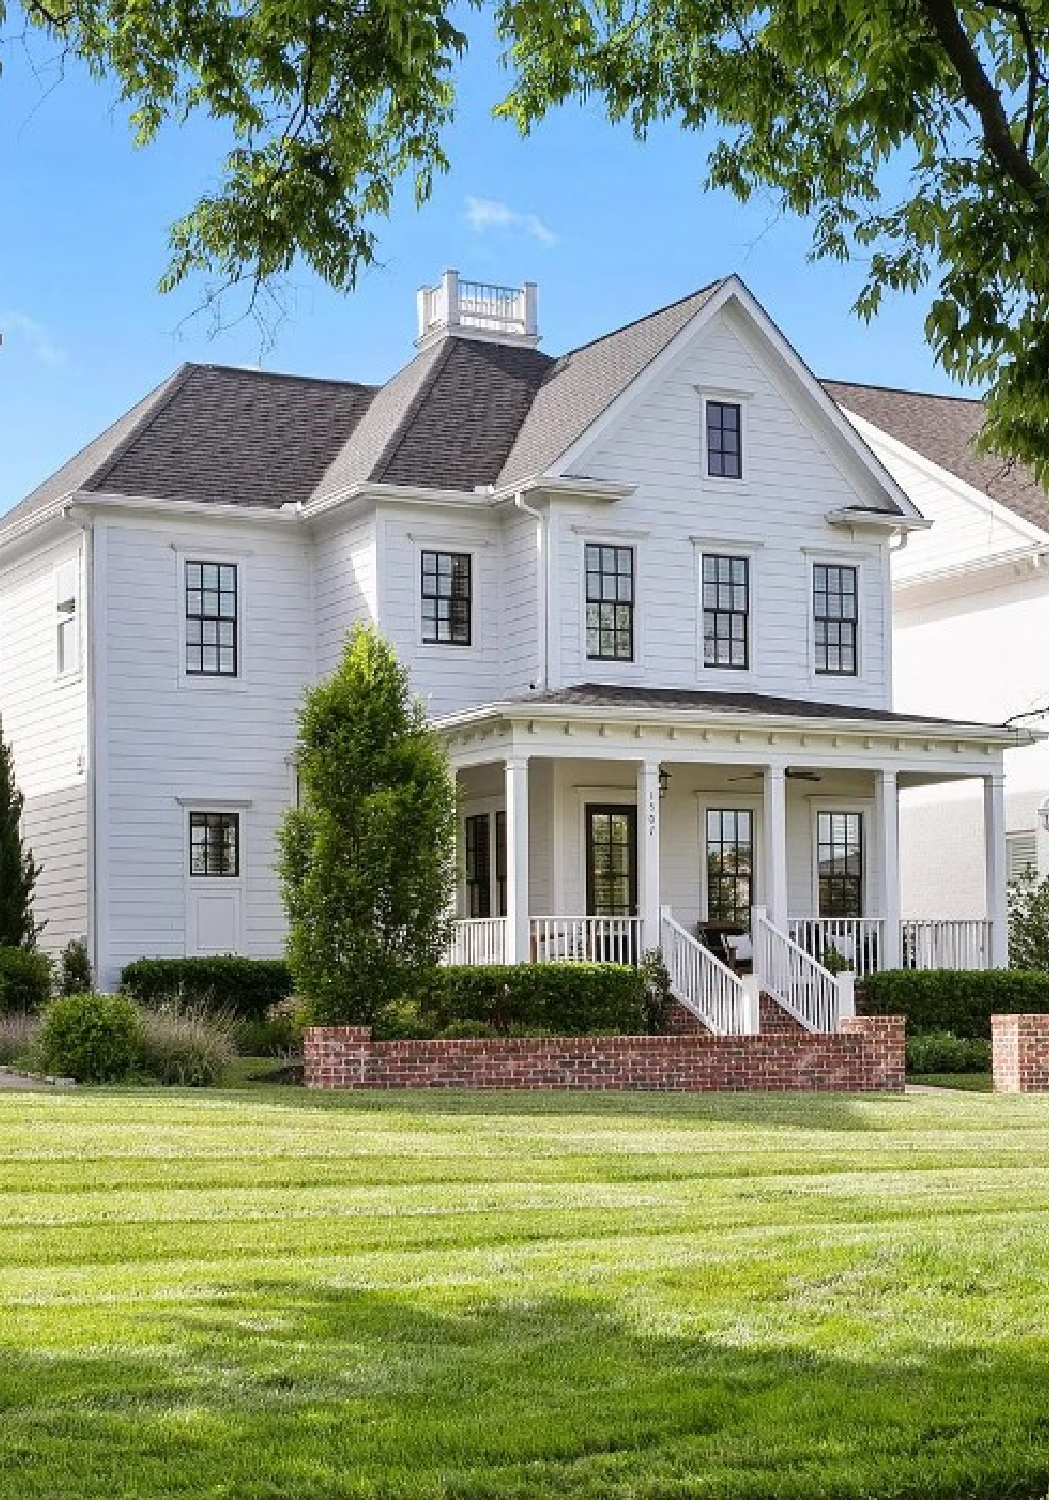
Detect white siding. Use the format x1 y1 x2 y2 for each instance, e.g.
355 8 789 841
313 510 377 678
100 517 312 988
501 506 540 695
0 528 88 957
555 305 893 707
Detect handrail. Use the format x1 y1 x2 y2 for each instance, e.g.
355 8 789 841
660 908 751 1035
753 908 840 1032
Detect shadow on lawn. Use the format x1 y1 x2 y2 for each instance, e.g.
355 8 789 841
4 1284 1049 1499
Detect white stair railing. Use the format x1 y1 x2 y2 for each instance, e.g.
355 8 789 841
660 908 754 1035
753 907 843 1032
788 917 884 978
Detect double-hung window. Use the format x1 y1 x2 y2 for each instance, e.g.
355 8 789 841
705 809 754 928
421 551 471 645
813 563 858 675
817 812 863 917
186 562 237 676
55 557 80 677
189 811 240 877
702 554 749 669
585 544 634 661
706 401 743 478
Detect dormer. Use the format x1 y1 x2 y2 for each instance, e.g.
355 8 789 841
415 270 539 352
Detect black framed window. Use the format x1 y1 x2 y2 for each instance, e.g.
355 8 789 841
703 554 750 669
189 812 239 877
494 810 507 918
817 812 863 917
585 544 634 661
186 562 237 676
585 806 638 918
706 401 742 478
813 564 858 675
421 551 471 645
464 814 491 917
706 809 754 927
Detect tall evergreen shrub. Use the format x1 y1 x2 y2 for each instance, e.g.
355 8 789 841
0 718 41 948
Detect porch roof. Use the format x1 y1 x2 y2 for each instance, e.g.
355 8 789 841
434 682 1036 756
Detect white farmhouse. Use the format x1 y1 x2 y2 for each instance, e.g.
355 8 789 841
826 383 1049 920
0 275 1029 1028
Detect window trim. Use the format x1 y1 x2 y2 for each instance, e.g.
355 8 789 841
185 559 239 678
803 548 867 685
175 550 248 692
419 547 473 649
808 799 872 918
188 810 241 879
704 399 744 480
697 792 762 923
704 805 756 929
699 391 751 489
54 552 82 682
584 540 636 664
460 799 508 919
701 552 751 672
812 560 859 678
692 538 762 679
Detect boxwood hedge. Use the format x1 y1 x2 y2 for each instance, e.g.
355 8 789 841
861 968 1049 1039
414 963 649 1037
120 956 293 1020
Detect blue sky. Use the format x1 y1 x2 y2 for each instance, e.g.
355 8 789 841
0 16 965 515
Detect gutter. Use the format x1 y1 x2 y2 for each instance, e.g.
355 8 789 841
894 541 1049 595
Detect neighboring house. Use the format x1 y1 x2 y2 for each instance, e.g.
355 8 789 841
0 274 1030 1031
825 382 1049 921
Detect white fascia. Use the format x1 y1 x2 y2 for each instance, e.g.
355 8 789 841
893 541 1049 598
69 491 300 526
825 506 933 535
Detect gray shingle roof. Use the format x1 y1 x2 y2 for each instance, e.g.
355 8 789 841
498 283 723 485
507 681 1013 732
825 380 1049 535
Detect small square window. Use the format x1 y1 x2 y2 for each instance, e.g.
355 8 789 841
421 551 471 645
186 561 238 676
706 402 743 479
189 812 239 877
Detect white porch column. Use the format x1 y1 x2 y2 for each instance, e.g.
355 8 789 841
984 772 1008 968
505 756 530 963
762 763 789 932
637 758 661 953
874 768 902 969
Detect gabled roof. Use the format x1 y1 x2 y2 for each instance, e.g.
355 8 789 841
824 381 1049 535
498 284 723 486
2 364 376 528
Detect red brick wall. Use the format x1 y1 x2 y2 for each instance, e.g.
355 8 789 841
992 1014 1049 1092
305 1017 905 1093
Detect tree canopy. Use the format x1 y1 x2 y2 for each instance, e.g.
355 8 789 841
11 0 1049 473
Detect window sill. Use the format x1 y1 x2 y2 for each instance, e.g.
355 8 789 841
177 673 250 694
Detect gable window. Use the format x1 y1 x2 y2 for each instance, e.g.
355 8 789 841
706 809 754 928
703 554 749 669
186 562 238 676
421 551 471 645
706 401 742 479
189 812 239 877
817 811 863 917
585 544 634 661
55 557 80 677
813 563 858 675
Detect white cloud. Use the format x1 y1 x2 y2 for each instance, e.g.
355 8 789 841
0 310 67 368
464 196 558 247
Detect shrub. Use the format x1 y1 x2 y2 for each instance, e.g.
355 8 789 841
120 956 293 1020
237 997 311 1056
861 968 1049 1039
0 1011 41 1067
906 1030 991 1074
59 939 93 996
372 999 431 1041
0 947 52 1013
641 950 670 1034
1009 871 1049 970
39 992 143 1083
140 1003 238 1086
415 964 649 1037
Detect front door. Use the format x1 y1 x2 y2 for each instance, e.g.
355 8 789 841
585 805 638 962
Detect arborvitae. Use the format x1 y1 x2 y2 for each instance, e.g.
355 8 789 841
0 719 42 948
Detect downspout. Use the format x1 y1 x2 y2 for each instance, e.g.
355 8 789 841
67 506 97 976
514 492 548 690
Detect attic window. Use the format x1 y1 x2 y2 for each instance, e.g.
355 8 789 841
706 401 743 479
55 557 80 677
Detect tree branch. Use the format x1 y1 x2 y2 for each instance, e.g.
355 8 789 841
918 0 1047 196
984 0 1044 153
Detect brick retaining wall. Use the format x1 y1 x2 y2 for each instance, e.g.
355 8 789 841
992 1014 1049 1092
305 1016 905 1093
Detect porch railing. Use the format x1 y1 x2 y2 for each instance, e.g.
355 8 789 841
660 908 752 1034
754 908 841 1032
901 919 991 971
530 916 642 965
445 917 507 966
789 918 884 979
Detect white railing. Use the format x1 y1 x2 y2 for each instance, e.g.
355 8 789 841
754 908 842 1032
445 917 507 966
789 918 885 978
530 916 642 965
417 272 537 341
901 919 992 971
660 908 751 1035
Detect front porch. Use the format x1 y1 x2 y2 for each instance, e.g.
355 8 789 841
439 689 1019 1033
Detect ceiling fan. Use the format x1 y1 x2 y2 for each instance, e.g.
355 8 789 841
726 768 823 784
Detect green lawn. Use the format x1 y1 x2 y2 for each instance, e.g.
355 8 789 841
4 1086 1049 1499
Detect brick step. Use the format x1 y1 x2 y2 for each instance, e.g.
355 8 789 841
665 993 808 1035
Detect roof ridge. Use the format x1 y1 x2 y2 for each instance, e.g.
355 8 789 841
86 364 199 494
369 340 458 484
188 362 379 393
556 280 726 364
824 377 985 407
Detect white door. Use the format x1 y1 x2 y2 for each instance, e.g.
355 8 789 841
185 811 244 955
